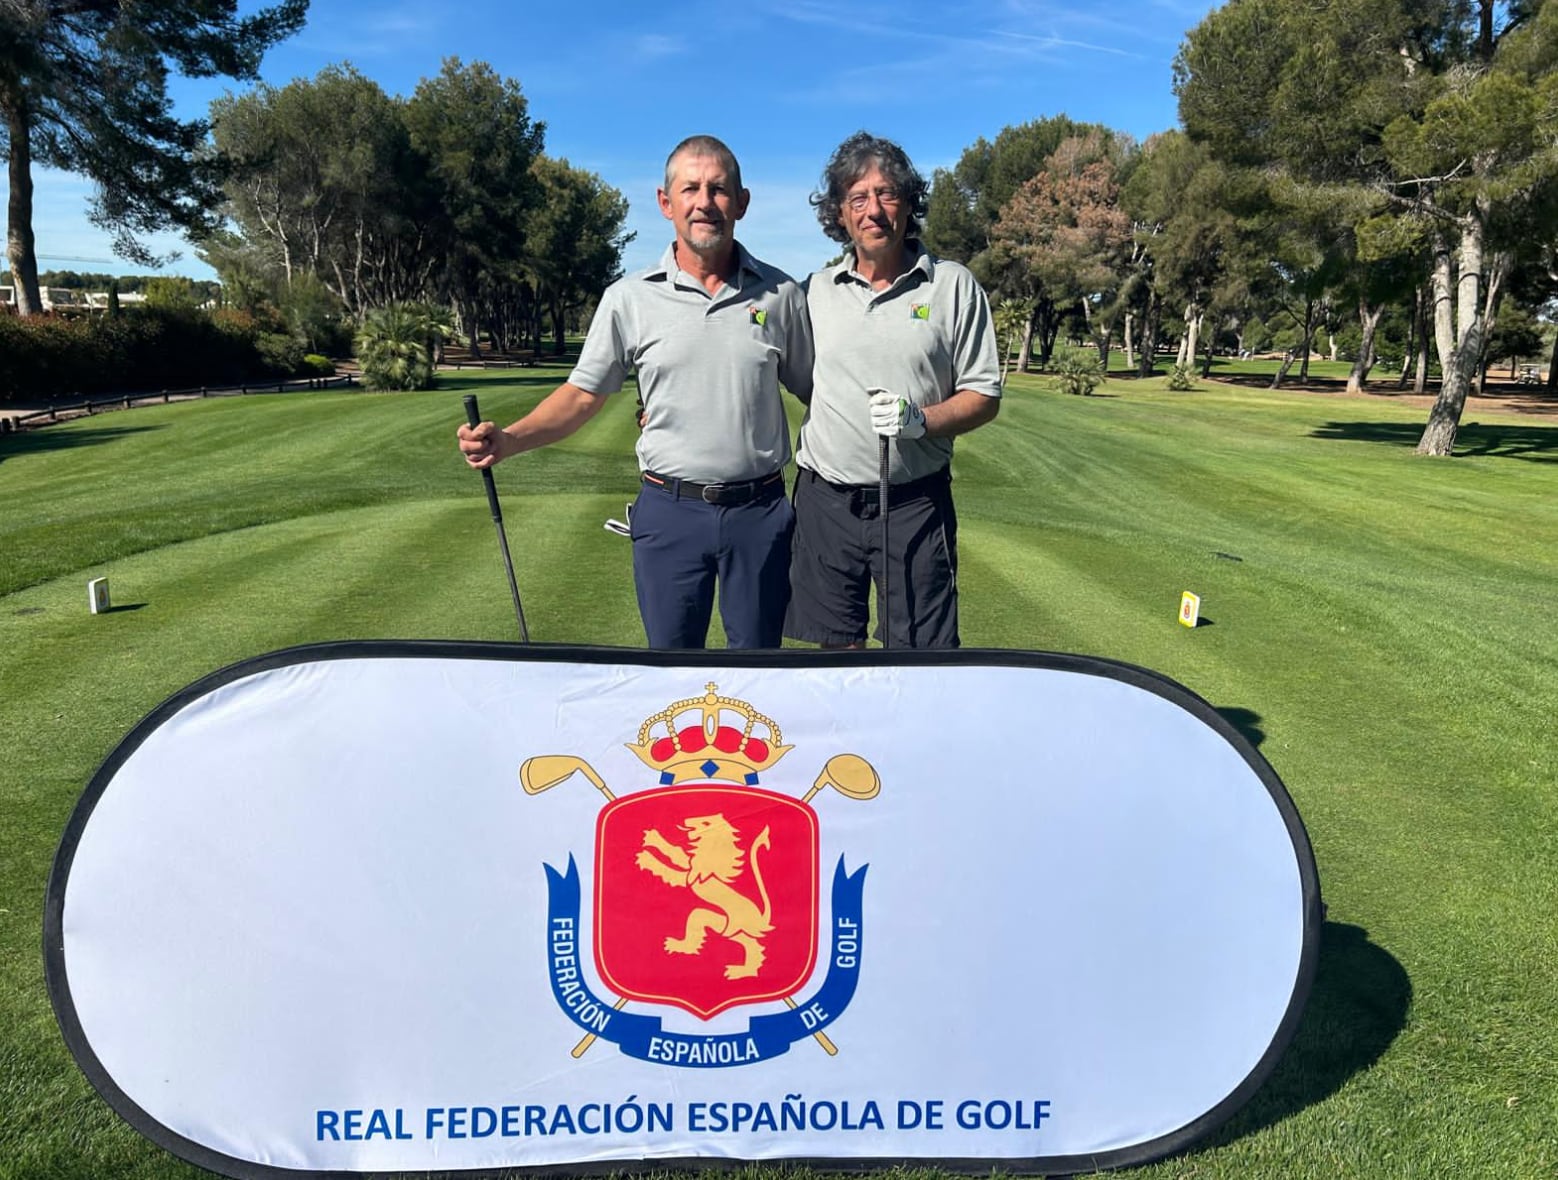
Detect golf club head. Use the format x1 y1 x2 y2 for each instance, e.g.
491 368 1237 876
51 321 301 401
819 753 881 800
604 519 630 537
519 755 585 795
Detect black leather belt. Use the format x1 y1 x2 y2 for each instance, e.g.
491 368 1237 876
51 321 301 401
642 470 783 506
803 465 949 513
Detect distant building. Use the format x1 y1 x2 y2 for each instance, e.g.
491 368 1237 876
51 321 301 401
40 287 85 310
0 285 149 313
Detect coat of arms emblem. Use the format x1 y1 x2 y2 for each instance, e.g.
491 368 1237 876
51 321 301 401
526 684 875 1066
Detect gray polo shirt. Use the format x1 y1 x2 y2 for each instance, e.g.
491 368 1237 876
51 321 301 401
568 242 813 483
795 243 1001 485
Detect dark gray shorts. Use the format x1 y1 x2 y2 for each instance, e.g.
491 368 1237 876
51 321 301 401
783 465 959 648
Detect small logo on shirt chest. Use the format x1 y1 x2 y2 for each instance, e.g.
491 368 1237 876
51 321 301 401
909 303 930 321
748 305 768 327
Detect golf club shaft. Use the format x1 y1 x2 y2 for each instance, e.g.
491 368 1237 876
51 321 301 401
878 435 890 650
464 395 530 642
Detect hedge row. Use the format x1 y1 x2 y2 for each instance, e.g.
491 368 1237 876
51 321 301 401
0 307 314 404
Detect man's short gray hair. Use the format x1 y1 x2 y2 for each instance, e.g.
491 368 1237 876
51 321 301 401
811 131 928 245
664 135 743 191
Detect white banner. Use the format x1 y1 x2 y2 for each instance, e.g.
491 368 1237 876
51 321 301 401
46 644 1319 1177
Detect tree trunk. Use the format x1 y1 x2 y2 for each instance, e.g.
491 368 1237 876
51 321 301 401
1017 314 1035 374
1298 296 1314 380
1180 304 1202 369
1417 210 1505 456
1413 301 1430 395
1347 300 1383 394
1398 286 1420 388
1201 327 1215 378
1038 317 1061 367
1270 351 1297 388
1137 292 1160 378
1123 311 1135 371
1547 329 1558 393
4 90 43 317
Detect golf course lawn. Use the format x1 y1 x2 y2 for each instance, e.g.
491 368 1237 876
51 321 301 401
1 361 1554 1179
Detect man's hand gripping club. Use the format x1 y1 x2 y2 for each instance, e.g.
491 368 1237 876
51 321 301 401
868 388 926 440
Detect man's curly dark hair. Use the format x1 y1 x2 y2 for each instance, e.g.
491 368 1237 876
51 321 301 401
810 131 929 246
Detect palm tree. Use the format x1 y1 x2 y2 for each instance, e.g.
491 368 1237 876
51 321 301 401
354 302 451 390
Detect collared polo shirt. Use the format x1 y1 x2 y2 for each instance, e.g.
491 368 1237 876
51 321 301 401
569 241 813 483
796 243 1001 486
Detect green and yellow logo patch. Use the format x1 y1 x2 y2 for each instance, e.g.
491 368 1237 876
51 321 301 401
910 303 930 321
749 306 768 327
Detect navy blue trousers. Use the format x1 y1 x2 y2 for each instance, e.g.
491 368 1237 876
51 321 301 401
629 481 795 649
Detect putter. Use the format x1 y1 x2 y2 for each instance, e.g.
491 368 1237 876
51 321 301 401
463 394 530 642
869 387 892 650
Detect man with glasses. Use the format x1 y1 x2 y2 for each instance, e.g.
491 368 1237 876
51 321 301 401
785 131 1002 649
459 135 813 649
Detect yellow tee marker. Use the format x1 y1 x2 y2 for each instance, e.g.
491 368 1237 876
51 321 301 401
1178 591 1201 628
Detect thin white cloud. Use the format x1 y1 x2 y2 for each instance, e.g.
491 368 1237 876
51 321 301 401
631 33 686 60
768 0 1152 107
291 3 438 61
992 28 1146 58
774 0 1151 60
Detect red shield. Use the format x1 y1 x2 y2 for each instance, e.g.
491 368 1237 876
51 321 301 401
594 784 818 1019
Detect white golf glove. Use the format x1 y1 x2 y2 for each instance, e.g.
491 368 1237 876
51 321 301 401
868 389 926 440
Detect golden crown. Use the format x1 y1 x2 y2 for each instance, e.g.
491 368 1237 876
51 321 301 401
626 683 793 785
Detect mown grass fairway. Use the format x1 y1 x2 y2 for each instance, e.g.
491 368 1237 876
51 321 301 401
2 361 1555 1179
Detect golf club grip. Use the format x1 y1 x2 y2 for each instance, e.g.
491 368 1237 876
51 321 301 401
879 435 891 651
463 395 505 523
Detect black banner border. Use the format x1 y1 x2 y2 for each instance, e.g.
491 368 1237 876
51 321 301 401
43 640 1323 1179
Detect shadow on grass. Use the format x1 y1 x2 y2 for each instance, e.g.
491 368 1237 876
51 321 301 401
0 422 165 463
1215 705 1262 747
1310 420 1558 460
1195 921 1411 1152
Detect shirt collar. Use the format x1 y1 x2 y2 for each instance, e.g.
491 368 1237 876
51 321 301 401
648 241 761 288
831 240 933 286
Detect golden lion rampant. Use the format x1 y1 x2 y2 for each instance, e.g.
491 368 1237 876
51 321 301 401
635 814 773 979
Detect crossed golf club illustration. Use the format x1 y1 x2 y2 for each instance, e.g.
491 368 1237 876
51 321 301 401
520 751 881 1058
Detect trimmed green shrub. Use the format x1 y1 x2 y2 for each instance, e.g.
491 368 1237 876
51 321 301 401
301 353 336 377
256 332 305 377
0 305 285 402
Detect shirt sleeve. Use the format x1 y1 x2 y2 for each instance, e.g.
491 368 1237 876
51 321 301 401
778 280 815 405
953 270 1003 400
566 283 631 395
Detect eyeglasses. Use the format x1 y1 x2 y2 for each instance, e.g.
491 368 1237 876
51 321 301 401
844 187 902 213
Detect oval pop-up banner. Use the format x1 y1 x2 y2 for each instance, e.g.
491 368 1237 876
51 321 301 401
46 644 1320 1178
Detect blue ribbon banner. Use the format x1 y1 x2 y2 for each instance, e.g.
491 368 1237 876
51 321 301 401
545 856 867 1067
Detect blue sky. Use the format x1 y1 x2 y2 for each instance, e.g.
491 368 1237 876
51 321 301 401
29 0 1216 284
